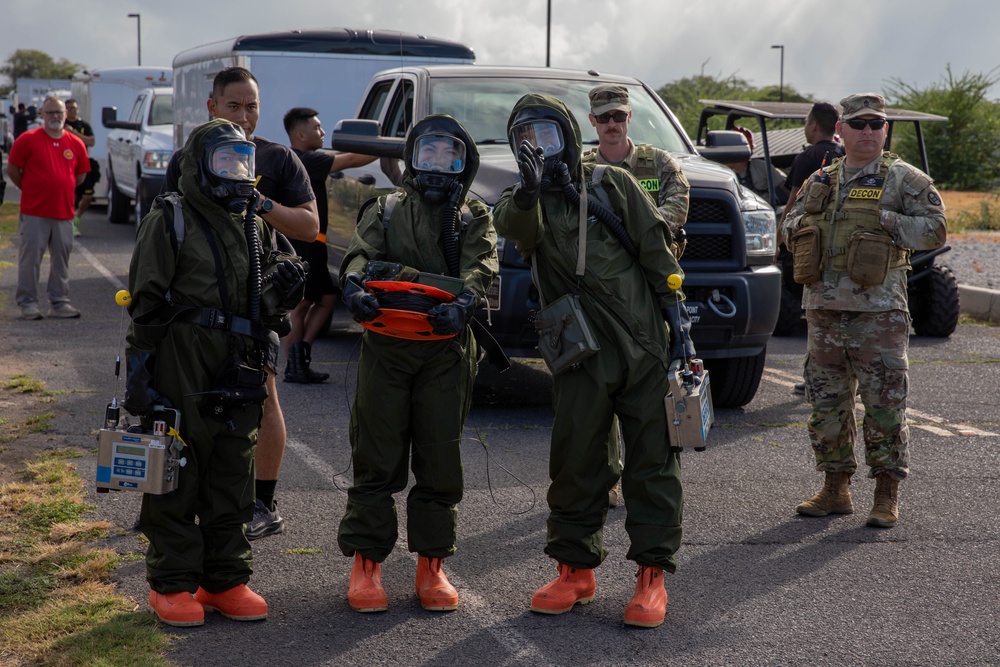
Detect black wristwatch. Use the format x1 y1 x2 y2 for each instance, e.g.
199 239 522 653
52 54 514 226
258 197 274 214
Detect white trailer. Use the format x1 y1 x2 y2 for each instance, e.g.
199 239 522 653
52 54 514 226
70 67 172 199
172 29 475 155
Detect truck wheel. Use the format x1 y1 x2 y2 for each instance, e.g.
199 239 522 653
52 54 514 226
135 192 152 227
107 170 131 225
771 285 804 336
705 349 767 408
910 264 959 338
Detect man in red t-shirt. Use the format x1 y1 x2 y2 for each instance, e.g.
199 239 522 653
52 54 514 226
7 95 89 320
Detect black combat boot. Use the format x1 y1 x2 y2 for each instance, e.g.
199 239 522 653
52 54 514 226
283 343 311 383
301 342 329 383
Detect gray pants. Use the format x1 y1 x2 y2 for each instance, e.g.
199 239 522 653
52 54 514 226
17 214 73 307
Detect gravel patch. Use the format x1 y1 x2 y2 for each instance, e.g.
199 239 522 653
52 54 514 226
941 232 1000 290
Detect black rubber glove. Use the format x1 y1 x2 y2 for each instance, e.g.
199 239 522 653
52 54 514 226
342 273 380 323
512 140 543 210
663 303 696 363
123 352 173 417
427 289 479 336
272 259 307 310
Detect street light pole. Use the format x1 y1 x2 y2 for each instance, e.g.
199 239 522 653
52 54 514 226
128 13 141 66
546 0 551 67
771 44 784 102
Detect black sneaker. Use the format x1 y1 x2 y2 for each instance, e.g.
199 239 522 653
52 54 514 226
793 382 806 396
246 498 285 540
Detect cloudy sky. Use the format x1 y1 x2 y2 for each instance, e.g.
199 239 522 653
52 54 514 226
4 0 998 106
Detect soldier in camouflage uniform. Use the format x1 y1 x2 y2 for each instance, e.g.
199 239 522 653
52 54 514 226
782 93 947 528
582 84 691 508
582 84 690 235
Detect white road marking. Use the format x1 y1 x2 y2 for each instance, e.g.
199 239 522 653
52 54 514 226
762 372 998 436
75 243 128 291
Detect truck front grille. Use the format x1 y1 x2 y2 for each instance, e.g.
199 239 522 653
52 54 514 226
683 197 736 261
684 235 734 261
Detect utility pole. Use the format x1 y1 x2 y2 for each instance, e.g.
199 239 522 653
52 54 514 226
128 14 142 66
771 44 784 102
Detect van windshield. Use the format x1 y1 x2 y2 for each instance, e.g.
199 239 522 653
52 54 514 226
429 77 690 154
148 94 173 127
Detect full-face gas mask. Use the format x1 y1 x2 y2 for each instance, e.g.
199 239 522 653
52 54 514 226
508 116 569 189
200 123 256 213
410 133 467 204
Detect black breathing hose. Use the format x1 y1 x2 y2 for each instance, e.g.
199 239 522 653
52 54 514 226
441 180 463 278
244 191 262 323
561 178 639 259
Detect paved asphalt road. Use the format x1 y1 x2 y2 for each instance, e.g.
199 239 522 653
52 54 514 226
3 207 999 666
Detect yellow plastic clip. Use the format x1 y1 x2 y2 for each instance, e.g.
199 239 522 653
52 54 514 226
167 426 188 448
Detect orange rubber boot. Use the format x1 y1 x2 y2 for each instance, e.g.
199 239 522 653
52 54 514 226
529 562 596 614
195 584 268 621
149 590 204 627
348 553 388 613
623 565 667 628
415 555 459 611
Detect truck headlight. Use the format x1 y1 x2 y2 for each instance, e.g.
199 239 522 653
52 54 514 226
742 208 777 263
143 150 172 170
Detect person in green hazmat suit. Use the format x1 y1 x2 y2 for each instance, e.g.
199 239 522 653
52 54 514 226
125 118 306 627
337 114 498 614
492 94 694 629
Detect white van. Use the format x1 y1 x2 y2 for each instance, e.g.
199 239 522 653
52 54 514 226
172 28 474 158
70 67 172 199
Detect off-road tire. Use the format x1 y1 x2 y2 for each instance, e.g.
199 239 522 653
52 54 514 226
705 348 767 408
910 264 959 338
107 169 131 225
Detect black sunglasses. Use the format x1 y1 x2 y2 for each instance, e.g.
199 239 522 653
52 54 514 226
846 118 887 131
594 111 629 124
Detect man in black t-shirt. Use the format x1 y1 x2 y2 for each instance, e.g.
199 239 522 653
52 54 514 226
162 67 320 541
65 99 97 237
281 107 376 384
781 102 843 222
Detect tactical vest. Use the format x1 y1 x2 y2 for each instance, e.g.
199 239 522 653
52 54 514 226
584 144 660 205
799 152 910 276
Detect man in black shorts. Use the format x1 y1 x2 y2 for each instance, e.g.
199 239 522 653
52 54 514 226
65 99 97 237
281 107 376 383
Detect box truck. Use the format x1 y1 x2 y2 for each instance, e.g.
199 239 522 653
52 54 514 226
70 67 172 200
171 28 475 162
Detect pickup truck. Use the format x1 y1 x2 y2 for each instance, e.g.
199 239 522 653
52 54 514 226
102 86 174 225
331 66 782 407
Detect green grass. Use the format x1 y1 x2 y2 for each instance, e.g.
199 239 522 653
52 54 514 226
1 446 176 665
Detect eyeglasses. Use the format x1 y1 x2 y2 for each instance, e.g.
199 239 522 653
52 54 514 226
594 111 629 124
845 118 886 131
42 110 65 116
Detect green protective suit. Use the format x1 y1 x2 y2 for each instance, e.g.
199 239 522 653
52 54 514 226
493 94 685 571
337 115 498 562
126 119 278 594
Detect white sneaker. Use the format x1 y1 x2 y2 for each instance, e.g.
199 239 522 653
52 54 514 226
20 303 43 320
49 303 81 319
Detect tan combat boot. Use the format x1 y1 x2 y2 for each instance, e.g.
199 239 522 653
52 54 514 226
795 471 854 516
867 475 900 528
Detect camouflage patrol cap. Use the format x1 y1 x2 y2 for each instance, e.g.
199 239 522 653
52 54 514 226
839 93 887 120
589 84 631 116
